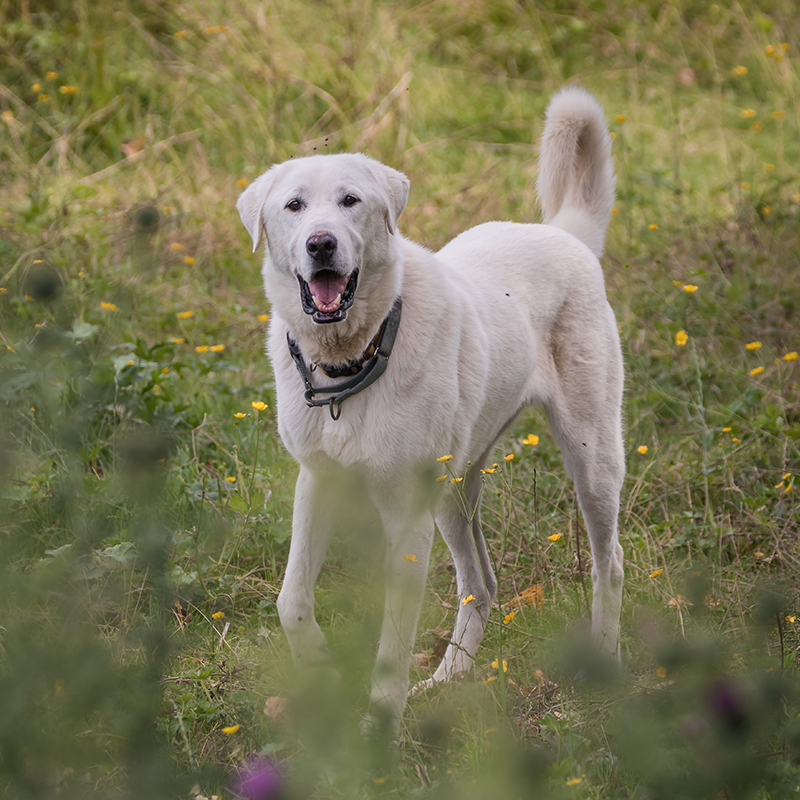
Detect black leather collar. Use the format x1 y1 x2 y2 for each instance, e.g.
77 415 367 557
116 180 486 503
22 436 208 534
286 297 403 420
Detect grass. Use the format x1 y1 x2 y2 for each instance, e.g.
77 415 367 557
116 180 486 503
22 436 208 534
1 0 799 797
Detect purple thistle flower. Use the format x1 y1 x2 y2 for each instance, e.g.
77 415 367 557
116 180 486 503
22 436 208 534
232 757 284 800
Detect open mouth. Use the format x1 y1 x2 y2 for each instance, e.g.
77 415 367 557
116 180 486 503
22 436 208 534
298 269 359 324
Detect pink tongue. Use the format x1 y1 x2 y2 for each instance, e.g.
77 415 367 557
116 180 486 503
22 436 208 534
308 272 349 303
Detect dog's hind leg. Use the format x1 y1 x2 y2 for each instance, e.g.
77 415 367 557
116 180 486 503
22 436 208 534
416 467 497 689
544 312 625 658
276 466 337 668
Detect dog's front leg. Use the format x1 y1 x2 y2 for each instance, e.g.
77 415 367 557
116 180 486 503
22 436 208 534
277 466 336 669
363 504 435 738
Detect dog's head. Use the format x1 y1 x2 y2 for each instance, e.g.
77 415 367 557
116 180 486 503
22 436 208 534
237 154 409 325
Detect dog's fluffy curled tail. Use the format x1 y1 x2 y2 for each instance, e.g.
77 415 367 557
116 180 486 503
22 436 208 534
537 87 615 259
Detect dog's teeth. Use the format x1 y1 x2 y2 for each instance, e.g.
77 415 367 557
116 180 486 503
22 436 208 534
312 293 342 313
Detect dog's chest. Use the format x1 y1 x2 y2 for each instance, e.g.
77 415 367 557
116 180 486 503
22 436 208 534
279 399 375 468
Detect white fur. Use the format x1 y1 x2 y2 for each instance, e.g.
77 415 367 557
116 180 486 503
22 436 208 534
237 86 625 735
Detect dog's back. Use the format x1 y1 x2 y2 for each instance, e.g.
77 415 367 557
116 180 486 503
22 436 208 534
536 87 616 259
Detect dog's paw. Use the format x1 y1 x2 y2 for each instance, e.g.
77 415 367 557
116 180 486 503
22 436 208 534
410 676 439 696
361 707 401 742
411 669 470 696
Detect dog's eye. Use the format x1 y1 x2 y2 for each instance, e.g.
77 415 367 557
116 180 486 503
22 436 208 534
285 198 303 212
341 194 361 208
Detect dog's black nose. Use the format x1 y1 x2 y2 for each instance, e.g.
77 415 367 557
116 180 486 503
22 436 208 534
306 232 338 263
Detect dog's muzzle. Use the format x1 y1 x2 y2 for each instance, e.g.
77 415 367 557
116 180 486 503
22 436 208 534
298 269 359 324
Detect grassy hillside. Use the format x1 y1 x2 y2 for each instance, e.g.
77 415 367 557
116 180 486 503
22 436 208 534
1 0 799 797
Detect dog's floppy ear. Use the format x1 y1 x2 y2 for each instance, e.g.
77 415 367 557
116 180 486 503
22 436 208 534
236 169 276 252
376 163 410 235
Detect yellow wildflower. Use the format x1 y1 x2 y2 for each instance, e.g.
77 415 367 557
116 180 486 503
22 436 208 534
237 178 250 188
221 724 239 735
32 83 41 92
786 615 796 623
675 330 688 346
745 341 762 350
462 595 475 604
176 310 194 319
491 659 508 673
782 352 798 361
170 242 184 250
548 533 562 542
637 445 648 454
650 568 664 578
170 337 185 344
184 256 196 264
46 71 58 80
722 427 732 432
173 29 188 38
648 223 658 230
504 453 514 461
566 777 583 786
741 108 756 118
100 301 119 312
59 85 77 95
402 554 417 563
615 115 627 123
732 65 748 76
212 611 225 619
656 666 667 678
210 344 225 352
771 110 785 120
451 476 463 483
437 454 453 462
764 163 775 172
749 366 764 376
522 434 539 446
195 345 209 353
784 473 792 480
683 284 698 293
435 475 448 482
503 610 515 625
251 401 267 411
481 467 496 474
234 412 247 419
257 314 269 322
224 476 236 482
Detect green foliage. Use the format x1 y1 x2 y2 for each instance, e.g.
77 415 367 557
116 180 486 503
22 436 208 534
1 0 799 797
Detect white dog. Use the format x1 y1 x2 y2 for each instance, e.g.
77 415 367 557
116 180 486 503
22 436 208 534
237 87 625 734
